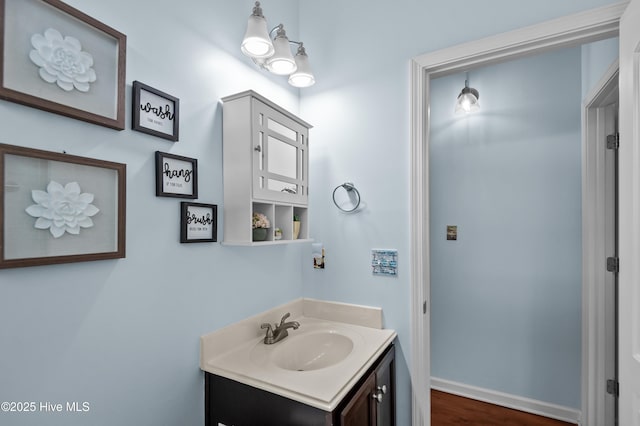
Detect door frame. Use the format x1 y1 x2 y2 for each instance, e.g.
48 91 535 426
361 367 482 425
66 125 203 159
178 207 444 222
409 3 628 425
582 61 619 426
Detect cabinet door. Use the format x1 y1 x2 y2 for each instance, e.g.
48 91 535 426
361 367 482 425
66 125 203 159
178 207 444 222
374 347 395 426
340 372 376 426
252 98 308 205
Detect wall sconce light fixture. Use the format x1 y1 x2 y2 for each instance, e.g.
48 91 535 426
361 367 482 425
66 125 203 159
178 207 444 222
241 2 316 88
455 77 480 114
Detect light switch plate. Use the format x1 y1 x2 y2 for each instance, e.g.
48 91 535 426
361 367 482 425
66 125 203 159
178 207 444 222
447 225 457 240
371 249 398 276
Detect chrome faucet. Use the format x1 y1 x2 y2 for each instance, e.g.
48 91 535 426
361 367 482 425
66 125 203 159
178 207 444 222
260 312 300 344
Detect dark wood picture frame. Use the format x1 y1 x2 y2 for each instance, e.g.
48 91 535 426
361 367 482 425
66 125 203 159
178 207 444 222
132 81 179 141
155 151 197 199
0 143 126 269
180 202 217 243
0 0 127 130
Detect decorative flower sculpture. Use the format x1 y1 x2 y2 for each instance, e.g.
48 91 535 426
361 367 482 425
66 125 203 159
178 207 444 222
25 181 99 238
29 28 97 92
252 212 270 229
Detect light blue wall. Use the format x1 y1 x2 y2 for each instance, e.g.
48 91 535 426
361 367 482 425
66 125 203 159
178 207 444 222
299 0 617 422
429 47 583 408
0 1 305 425
0 0 621 425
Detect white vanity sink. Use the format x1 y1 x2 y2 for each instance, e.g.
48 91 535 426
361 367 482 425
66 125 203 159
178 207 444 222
272 331 354 371
200 298 396 411
250 327 357 372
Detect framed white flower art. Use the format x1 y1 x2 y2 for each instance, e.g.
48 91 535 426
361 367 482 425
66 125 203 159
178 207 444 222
0 143 126 269
0 0 127 130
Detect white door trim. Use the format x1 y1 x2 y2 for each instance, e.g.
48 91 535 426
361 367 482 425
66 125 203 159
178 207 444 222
617 0 640 424
409 3 628 425
582 61 619 426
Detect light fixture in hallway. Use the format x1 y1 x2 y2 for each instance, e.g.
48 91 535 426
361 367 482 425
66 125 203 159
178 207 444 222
455 75 480 114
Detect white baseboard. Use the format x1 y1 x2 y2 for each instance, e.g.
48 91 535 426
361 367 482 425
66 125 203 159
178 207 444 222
431 377 582 425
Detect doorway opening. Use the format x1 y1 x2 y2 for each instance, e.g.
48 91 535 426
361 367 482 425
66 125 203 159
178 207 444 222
409 3 626 426
429 44 593 422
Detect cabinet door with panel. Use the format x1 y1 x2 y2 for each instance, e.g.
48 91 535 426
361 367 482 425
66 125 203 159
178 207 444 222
252 97 309 205
339 344 395 426
340 372 377 426
374 344 395 425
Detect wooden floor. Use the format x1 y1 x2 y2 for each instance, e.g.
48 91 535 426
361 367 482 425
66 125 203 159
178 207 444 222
431 390 575 426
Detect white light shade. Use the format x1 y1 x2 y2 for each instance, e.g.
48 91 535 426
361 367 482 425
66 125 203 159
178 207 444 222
288 47 315 87
241 13 274 58
455 86 480 114
238 4 316 87
266 30 297 75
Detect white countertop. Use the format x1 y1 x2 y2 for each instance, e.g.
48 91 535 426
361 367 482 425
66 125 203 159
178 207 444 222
200 299 397 411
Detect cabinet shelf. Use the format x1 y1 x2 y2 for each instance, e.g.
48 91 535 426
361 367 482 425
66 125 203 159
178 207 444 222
221 238 314 247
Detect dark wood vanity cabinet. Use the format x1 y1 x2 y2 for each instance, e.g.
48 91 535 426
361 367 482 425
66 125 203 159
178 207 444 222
340 343 395 426
373 344 395 425
204 343 395 426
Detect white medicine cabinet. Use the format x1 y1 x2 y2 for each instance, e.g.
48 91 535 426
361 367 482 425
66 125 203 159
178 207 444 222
221 90 311 245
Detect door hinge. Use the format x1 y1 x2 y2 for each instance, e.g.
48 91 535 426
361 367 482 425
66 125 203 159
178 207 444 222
606 133 619 150
607 379 619 397
423 300 427 315
607 256 619 273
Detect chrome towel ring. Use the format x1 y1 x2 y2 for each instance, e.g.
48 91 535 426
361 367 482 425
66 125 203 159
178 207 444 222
332 182 361 212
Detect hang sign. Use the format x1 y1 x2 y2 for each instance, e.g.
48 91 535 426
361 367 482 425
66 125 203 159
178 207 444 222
163 161 193 183
155 151 198 199
160 157 193 195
